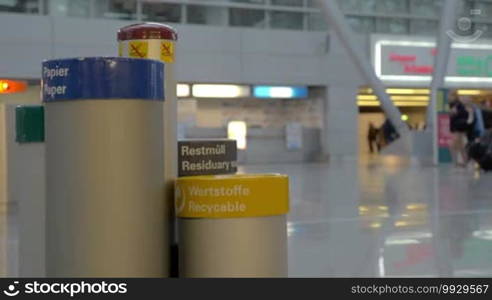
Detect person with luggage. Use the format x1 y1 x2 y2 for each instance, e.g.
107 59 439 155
481 100 492 130
367 122 380 153
382 118 399 145
449 91 473 168
468 129 492 172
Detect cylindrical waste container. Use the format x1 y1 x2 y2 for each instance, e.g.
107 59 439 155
117 22 178 205
118 23 178 275
43 57 166 277
176 174 289 277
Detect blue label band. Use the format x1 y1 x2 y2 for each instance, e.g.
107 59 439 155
42 57 164 102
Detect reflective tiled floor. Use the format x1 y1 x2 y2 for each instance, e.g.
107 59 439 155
241 156 492 277
2 156 492 277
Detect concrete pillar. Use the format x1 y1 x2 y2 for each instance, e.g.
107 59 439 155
4 105 45 277
318 0 408 136
0 104 7 277
427 0 459 165
322 85 359 159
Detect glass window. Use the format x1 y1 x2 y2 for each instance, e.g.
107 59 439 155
474 2 492 18
229 0 265 4
457 0 474 18
307 13 328 31
410 20 438 35
230 8 265 28
187 5 226 26
306 0 320 8
346 16 375 33
0 0 39 14
47 0 90 17
337 0 357 11
270 11 303 30
142 2 181 23
376 0 408 14
476 23 492 39
359 0 377 13
453 16 475 38
338 0 376 14
376 18 408 34
271 0 303 7
454 0 488 39
95 0 136 20
410 0 442 17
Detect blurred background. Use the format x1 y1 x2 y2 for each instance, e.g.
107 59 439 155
2 0 492 278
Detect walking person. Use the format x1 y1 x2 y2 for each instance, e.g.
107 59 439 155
449 91 472 168
382 118 399 144
367 122 379 153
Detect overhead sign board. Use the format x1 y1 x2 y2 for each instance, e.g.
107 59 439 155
372 36 492 83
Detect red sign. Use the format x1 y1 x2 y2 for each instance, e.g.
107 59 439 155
404 64 433 74
438 114 453 147
389 53 416 62
387 49 436 74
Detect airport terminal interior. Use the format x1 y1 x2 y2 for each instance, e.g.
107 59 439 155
1 0 492 278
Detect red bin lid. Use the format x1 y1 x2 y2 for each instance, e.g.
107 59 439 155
117 23 178 41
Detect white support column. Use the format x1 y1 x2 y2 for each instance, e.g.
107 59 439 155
317 0 408 136
136 0 143 21
322 85 359 159
4 105 45 277
426 0 459 165
38 0 45 15
0 104 7 277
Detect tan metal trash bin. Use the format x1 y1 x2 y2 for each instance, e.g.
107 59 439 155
176 174 289 277
43 57 166 277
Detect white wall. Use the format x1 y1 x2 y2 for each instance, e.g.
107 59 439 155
321 33 366 158
0 13 367 159
0 15 53 79
0 86 42 104
0 14 346 86
4 104 45 277
179 97 323 129
0 104 7 276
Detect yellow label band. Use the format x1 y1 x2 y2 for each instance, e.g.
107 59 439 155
119 40 175 63
160 41 174 63
175 174 289 218
128 40 148 58
118 42 123 57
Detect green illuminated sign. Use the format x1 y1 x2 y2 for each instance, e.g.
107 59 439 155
457 55 492 77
